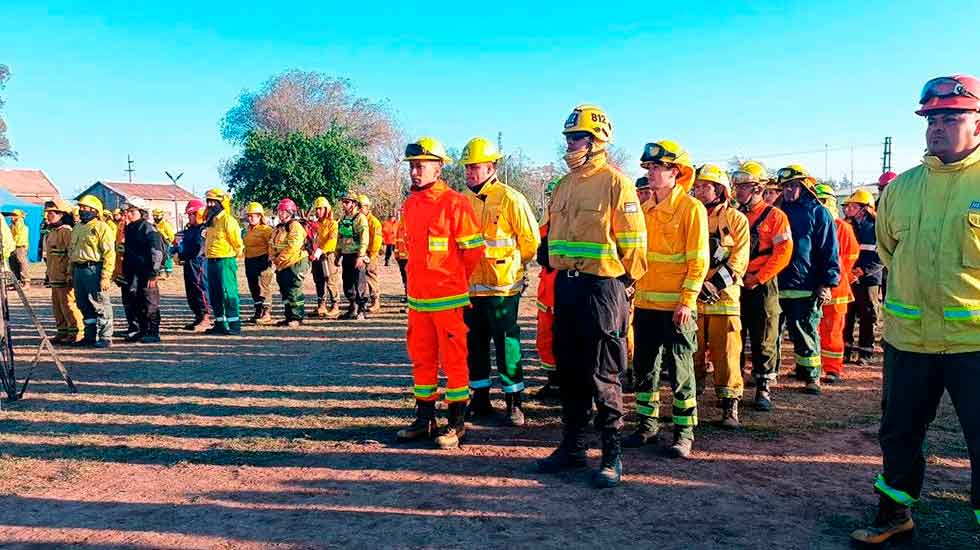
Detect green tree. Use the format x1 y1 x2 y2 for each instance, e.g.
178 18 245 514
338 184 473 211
224 129 371 211
0 64 14 161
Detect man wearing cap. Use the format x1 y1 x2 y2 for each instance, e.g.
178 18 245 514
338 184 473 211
68 196 116 348
360 195 384 313
535 106 647 488
269 198 311 327
732 161 793 411
459 136 540 426
395 137 484 450
152 208 176 280
774 164 840 395
122 203 166 343
7 209 29 288
851 74 980 545
336 193 370 320
203 188 244 335
310 197 341 318
842 189 882 365
43 200 83 344
626 140 708 460
691 164 749 429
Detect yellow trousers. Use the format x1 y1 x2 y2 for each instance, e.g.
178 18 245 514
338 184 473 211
694 314 744 399
51 285 84 342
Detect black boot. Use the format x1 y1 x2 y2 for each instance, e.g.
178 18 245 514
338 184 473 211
338 305 357 320
667 431 694 459
467 388 494 419
536 425 587 473
720 398 740 429
622 415 659 448
505 392 525 427
754 379 773 412
78 324 97 347
592 429 622 488
396 400 437 442
850 494 915 545
434 401 467 449
534 370 561 401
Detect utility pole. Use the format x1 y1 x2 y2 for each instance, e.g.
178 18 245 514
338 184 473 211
125 155 135 182
881 136 892 174
850 145 855 192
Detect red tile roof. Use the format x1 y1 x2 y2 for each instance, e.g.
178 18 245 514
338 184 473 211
0 169 60 204
97 181 199 201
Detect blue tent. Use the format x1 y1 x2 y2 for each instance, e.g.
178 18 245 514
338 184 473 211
0 187 45 262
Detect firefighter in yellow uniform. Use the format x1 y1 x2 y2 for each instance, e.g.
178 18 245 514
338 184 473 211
459 136 540 426
535 105 647 489
360 195 384 312
626 141 708 459
152 208 176 279
69 195 116 347
44 200 84 344
243 202 274 324
691 164 750 429
311 197 341 318
8 209 29 287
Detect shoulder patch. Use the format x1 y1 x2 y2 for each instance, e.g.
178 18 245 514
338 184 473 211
623 202 639 214
970 200 980 210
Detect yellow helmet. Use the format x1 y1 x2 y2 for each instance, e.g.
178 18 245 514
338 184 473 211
312 196 331 209
731 160 769 186
342 192 361 205
205 188 225 200
562 104 612 142
404 137 452 163
358 194 372 208
10 209 25 218
775 164 818 194
640 140 695 190
460 137 503 165
695 163 732 200
246 202 265 215
152 208 164 217
843 188 875 207
77 195 104 214
45 199 72 214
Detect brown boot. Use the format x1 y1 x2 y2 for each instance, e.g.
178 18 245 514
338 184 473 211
315 299 328 318
396 401 437 442
434 401 467 449
326 303 341 318
368 296 381 312
192 317 214 333
850 495 914 545
720 398 740 429
255 308 274 325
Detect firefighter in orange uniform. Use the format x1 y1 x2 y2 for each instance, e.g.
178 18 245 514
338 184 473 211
394 137 485 450
534 177 562 400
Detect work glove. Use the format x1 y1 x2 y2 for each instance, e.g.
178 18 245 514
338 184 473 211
814 285 832 307
698 280 721 304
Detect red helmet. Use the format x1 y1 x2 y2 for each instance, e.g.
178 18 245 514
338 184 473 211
878 171 898 189
185 199 206 215
277 198 298 214
916 74 980 116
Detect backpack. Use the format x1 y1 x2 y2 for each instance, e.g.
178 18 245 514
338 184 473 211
290 219 318 259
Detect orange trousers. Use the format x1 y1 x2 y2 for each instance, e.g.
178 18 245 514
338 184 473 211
819 303 848 376
536 307 555 371
407 308 470 402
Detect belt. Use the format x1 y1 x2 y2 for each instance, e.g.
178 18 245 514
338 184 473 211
561 269 603 279
73 261 101 267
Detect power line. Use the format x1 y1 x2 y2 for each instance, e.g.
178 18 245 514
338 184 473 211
701 143 880 164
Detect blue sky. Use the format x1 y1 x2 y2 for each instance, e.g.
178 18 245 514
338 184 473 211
3 1 977 197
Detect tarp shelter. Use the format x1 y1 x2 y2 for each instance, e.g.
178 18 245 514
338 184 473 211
0 187 44 262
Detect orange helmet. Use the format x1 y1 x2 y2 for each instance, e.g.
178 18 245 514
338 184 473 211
916 75 980 116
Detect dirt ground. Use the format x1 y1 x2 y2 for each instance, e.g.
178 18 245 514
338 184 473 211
0 262 976 550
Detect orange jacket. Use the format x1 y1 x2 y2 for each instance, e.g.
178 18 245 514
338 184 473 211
403 181 485 312
742 199 793 284
382 219 397 246
536 222 556 312
829 217 860 305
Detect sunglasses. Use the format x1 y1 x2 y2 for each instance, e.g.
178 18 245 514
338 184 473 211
405 143 434 157
565 131 592 142
640 143 679 164
776 167 807 183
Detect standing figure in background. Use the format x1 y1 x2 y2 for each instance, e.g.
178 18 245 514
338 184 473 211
43 200 83 344
178 199 212 332
310 197 341 318
152 208 176 280
8 209 29 288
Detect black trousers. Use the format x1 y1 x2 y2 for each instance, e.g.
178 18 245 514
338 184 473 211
384 244 395 265
182 257 210 322
341 253 368 310
739 278 782 381
554 272 627 432
877 343 980 512
125 277 160 337
397 259 408 294
845 283 879 356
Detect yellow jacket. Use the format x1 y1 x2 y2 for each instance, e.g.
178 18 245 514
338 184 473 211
464 176 541 296
547 153 648 280
698 204 750 316
636 180 709 311
365 213 383 257
44 224 73 286
243 224 273 259
69 219 116 285
105 219 117 243
315 217 338 254
205 210 243 259
269 220 307 270
11 219 28 248
156 219 176 245
0 218 14 258
877 146 980 353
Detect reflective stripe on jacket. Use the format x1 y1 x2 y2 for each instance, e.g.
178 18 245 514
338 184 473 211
877 146 980 353
465 176 540 297
68 219 115 285
778 194 841 296
698 204 750 316
403 180 485 312
741 199 793 284
828 217 859 305
270 219 307 270
205 210 244 259
547 152 647 280
850 215 882 286
636 178 708 311
44 224 73 285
